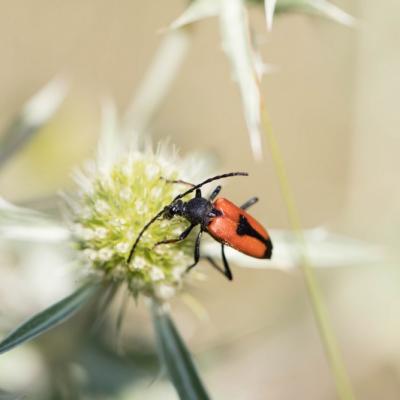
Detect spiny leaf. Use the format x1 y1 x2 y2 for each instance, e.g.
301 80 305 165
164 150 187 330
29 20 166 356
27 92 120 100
152 304 210 400
0 78 68 167
0 389 24 400
169 0 220 29
97 98 120 173
0 196 70 242
203 228 383 270
220 0 264 160
122 30 190 140
276 0 355 26
0 282 100 355
264 0 277 30
248 0 355 27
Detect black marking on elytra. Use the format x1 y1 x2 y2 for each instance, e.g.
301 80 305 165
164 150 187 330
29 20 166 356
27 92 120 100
263 237 273 259
237 215 273 258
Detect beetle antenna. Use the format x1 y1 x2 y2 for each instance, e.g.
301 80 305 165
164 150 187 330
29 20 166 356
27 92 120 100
173 172 248 202
127 208 165 263
127 172 248 264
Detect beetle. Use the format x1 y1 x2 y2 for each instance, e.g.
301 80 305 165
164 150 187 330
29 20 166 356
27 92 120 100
127 172 273 280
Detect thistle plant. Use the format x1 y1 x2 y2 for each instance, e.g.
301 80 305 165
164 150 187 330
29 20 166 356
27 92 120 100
71 150 197 301
0 1 382 399
0 97 215 398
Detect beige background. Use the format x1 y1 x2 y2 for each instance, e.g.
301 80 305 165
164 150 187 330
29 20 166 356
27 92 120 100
1 1 399 399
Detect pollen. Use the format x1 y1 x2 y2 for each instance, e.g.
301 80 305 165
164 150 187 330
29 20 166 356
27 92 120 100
94 227 108 239
115 242 130 254
132 256 146 270
150 267 165 281
119 188 132 201
94 200 110 214
145 163 160 179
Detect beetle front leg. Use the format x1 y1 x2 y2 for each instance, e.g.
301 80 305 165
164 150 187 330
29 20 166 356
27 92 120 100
154 224 195 247
185 229 203 273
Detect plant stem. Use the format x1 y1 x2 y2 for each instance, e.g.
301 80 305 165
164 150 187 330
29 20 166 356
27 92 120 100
260 105 355 400
123 28 191 140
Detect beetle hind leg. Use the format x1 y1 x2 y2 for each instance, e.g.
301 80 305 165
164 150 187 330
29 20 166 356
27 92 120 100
240 196 258 210
202 197 258 280
205 244 233 281
186 196 259 281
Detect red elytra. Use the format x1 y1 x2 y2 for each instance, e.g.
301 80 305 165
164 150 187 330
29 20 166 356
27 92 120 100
207 198 272 259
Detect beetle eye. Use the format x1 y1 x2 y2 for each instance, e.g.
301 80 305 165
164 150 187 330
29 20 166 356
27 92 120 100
163 206 173 219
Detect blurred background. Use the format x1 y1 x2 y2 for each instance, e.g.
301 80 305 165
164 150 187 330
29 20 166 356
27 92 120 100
0 0 399 399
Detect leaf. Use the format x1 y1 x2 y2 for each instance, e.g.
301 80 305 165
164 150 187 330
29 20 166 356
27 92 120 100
220 0 264 160
0 389 24 400
0 77 68 167
169 0 221 30
0 196 48 222
264 0 277 30
202 228 383 270
122 30 190 141
0 196 70 243
97 98 120 173
246 0 354 27
152 304 210 400
0 223 69 242
275 0 355 26
0 282 100 355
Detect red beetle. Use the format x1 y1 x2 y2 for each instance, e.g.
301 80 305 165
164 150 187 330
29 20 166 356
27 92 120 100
127 172 273 280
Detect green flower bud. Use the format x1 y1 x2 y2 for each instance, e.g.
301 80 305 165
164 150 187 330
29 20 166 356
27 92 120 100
71 150 196 301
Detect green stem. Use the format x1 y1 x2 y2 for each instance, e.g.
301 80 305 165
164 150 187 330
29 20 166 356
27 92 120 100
260 106 355 400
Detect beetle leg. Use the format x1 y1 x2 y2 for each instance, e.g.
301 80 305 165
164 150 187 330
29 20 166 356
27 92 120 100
154 224 195 247
205 244 233 281
161 177 195 187
208 185 222 201
203 197 258 280
205 256 225 278
220 244 233 280
186 229 203 273
240 196 258 210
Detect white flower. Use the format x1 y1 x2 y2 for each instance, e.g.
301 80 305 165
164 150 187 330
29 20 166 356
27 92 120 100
155 284 176 300
115 242 130 254
62 101 213 300
94 227 108 239
119 188 133 201
98 248 113 261
131 256 146 271
94 200 110 214
150 267 165 281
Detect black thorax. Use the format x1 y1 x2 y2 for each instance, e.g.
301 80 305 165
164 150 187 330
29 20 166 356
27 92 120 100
164 197 221 228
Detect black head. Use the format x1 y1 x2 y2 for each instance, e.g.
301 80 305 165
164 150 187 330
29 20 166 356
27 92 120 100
163 200 184 219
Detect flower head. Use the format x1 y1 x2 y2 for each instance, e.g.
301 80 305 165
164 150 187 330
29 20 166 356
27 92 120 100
70 145 200 301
